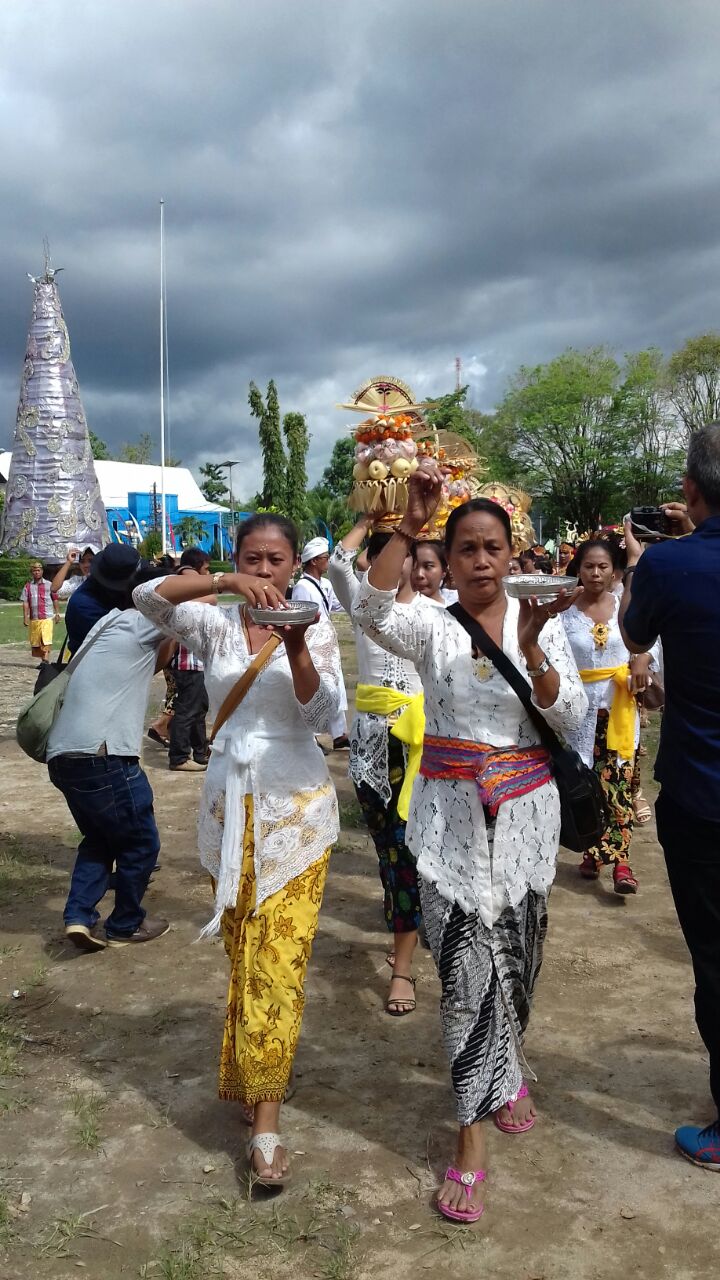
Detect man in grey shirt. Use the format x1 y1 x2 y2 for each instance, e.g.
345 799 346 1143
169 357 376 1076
47 556 175 951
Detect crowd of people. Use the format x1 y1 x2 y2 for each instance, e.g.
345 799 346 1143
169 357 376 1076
25 424 720 1216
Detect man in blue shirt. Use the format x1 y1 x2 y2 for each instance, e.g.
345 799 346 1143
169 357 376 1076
620 423 720 1170
65 545 141 653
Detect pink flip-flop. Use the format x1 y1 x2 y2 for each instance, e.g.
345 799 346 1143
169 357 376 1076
436 1167 485 1223
494 1083 536 1134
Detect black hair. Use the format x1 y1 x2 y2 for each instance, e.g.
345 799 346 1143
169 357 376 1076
445 498 512 551
366 531 393 563
180 546 211 571
411 539 448 570
573 537 619 574
534 556 553 575
518 551 536 570
235 514 298 558
155 554 177 572
80 546 95 560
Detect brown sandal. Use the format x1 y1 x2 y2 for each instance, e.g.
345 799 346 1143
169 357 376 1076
386 974 416 1017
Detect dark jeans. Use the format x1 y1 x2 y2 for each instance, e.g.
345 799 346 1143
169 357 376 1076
49 754 161 938
168 670 209 767
655 789 720 1118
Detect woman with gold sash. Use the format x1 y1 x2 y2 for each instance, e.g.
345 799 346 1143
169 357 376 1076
353 471 587 1224
328 514 424 1016
134 514 341 1188
562 538 654 895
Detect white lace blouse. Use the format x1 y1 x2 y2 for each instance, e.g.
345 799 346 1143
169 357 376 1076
133 579 341 926
562 596 647 768
328 544 422 803
353 579 588 926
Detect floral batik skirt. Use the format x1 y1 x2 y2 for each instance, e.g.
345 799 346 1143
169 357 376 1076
354 731 422 935
217 797 330 1105
588 710 634 866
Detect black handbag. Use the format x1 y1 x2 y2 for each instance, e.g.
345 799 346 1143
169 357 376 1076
448 603 608 852
33 637 68 695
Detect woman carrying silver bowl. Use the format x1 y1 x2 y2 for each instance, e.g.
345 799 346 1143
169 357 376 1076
353 466 587 1224
134 514 342 1189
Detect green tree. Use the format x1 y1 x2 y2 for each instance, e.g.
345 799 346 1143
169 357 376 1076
198 463 229 503
120 432 154 464
89 430 112 460
667 333 720 437
250 380 287 510
139 529 162 558
318 436 355 501
424 386 481 446
283 411 310 529
176 515 206 546
611 349 685 506
305 487 354 541
497 347 623 532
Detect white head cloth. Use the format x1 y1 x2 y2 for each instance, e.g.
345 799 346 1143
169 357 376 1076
301 536 330 563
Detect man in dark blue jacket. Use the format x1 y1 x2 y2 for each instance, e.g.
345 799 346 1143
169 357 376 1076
621 424 720 1170
65 545 141 653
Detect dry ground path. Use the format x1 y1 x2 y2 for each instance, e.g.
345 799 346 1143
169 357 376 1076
0 621 716 1280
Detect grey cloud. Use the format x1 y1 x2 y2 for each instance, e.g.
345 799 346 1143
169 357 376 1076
1 0 720 496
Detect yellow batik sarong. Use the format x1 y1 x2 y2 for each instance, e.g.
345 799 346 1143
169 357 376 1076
217 797 330 1105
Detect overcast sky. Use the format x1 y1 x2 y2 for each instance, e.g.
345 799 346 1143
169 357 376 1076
1 0 719 496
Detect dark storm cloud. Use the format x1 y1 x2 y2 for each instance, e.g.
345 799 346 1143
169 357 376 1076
1 0 720 493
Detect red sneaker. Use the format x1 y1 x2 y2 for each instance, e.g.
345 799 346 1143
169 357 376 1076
613 864 638 895
579 853 600 879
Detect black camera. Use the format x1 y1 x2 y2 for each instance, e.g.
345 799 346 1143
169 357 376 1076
630 506 671 539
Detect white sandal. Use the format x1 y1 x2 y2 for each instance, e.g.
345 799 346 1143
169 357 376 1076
247 1132 290 1187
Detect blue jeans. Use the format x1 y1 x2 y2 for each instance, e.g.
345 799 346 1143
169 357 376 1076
49 754 161 938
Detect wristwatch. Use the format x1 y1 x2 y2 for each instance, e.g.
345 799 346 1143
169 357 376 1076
212 571 225 592
526 654 551 678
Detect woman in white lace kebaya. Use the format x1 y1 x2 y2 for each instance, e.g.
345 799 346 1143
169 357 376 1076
561 538 653 895
328 514 424 1015
134 515 341 1189
353 469 587 1224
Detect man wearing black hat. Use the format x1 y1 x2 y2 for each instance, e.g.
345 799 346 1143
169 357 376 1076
65 544 143 654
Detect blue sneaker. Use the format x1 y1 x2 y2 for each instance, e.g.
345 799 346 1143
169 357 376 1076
675 1121 720 1169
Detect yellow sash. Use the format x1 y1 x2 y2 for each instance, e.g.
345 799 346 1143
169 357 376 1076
355 683 425 821
578 664 636 761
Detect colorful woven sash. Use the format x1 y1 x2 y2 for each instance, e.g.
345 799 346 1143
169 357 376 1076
419 734 553 816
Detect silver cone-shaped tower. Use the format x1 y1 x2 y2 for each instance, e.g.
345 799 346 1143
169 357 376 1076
0 260 109 561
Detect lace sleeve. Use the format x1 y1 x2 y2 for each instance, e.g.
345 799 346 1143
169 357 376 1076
352 574 432 665
132 577 224 659
532 616 588 736
296 616 344 733
327 545 360 614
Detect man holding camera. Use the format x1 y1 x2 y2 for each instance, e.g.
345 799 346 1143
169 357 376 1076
620 424 720 1170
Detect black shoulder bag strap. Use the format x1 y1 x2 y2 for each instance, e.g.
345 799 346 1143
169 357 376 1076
447 601 607 851
302 574 329 613
447 601 562 759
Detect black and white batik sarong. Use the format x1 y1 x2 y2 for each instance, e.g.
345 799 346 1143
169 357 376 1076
420 878 548 1126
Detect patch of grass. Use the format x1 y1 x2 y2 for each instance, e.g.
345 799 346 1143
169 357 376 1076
141 1193 362 1280
0 837 59 906
338 799 365 829
0 1191 13 1246
0 944 21 961
321 1222 360 1280
0 1012 23 1079
68 1091 107 1152
0 602 66 646
35 1205 110 1259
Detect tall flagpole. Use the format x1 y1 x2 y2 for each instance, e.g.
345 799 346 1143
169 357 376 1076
159 199 167 553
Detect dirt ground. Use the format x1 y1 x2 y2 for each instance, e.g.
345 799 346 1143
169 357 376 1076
0 621 717 1280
